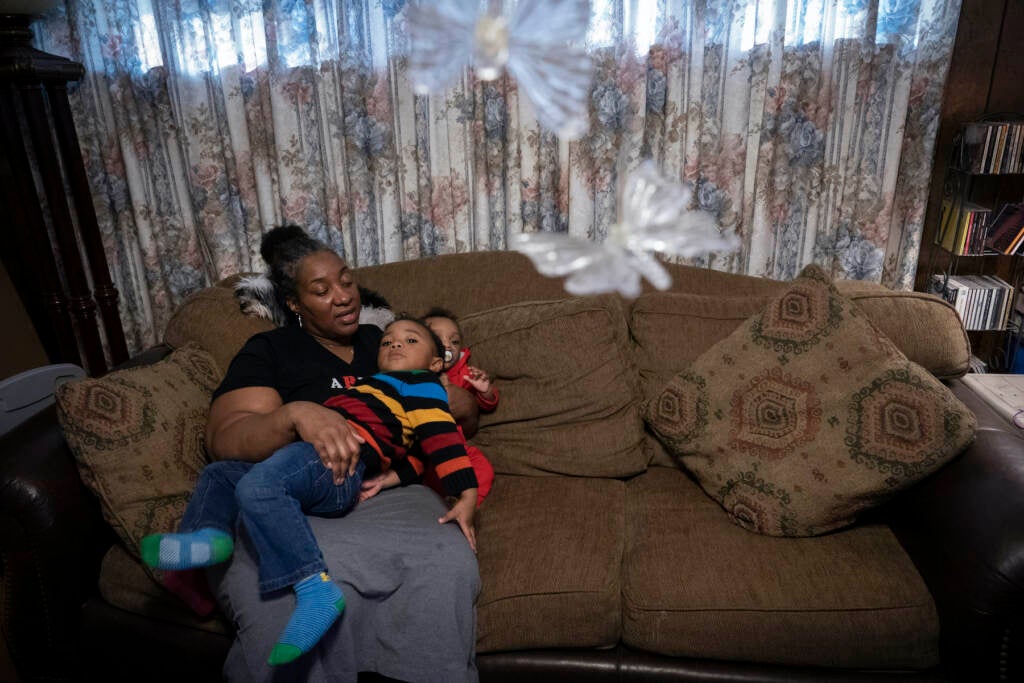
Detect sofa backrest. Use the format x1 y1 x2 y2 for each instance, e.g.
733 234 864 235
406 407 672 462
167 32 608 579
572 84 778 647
355 250 794 315
164 284 275 376
164 250 970 384
356 251 969 377
355 251 573 316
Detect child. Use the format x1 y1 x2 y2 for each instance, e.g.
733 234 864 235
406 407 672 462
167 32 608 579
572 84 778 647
140 317 478 666
358 309 497 505
424 308 497 504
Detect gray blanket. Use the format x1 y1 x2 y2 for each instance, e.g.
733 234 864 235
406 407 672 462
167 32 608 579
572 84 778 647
211 485 480 682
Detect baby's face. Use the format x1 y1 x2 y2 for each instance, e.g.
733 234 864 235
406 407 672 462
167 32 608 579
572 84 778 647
424 316 462 370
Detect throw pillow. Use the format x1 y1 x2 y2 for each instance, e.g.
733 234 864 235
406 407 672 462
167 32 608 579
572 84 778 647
644 265 976 536
461 296 648 478
55 344 220 560
630 292 776 467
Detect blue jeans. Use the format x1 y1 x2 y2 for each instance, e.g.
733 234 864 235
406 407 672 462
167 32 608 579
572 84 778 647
179 441 366 593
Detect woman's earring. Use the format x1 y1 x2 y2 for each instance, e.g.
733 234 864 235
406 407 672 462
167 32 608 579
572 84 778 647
298 314 303 328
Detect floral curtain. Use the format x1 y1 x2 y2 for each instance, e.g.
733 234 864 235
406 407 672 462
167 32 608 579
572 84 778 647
34 0 961 353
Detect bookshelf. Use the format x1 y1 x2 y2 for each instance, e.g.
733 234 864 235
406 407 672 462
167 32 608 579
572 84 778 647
925 117 1024 372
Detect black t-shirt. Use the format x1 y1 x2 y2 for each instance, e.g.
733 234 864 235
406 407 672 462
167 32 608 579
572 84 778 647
213 324 384 405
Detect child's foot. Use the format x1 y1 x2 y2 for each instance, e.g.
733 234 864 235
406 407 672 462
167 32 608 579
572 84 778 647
162 568 217 617
267 572 345 666
139 528 234 570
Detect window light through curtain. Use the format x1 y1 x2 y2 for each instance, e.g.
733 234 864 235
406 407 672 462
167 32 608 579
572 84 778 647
130 0 925 73
32 0 957 354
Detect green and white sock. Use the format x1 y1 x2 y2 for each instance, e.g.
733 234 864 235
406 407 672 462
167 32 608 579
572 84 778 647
267 572 346 666
139 528 233 570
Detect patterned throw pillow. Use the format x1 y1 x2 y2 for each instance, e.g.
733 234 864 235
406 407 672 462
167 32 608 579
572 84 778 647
644 265 976 536
56 345 219 560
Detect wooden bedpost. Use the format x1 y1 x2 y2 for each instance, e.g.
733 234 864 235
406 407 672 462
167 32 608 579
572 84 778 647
0 11 128 376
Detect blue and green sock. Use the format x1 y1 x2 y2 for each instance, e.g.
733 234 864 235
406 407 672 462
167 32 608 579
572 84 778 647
139 527 234 570
267 572 346 666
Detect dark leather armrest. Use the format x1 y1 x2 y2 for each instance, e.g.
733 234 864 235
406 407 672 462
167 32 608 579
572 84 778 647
0 404 114 680
0 346 174 680
887 380 1024 682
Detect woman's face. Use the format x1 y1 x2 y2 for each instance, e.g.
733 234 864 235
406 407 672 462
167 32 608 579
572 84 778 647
289 250 361 341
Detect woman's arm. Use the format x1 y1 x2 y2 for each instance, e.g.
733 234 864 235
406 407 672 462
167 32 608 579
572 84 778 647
205 386 291 462
446 384 480 439
205 387 364 481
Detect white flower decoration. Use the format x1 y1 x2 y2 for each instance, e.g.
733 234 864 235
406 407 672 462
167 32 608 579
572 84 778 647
512 161 740 297
407 0 593 140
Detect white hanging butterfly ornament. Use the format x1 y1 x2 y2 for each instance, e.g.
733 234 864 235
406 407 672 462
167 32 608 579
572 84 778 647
406 0 592 140
512 161 740 298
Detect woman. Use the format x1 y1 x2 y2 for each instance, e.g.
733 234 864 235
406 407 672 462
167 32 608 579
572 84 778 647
205 225 480 682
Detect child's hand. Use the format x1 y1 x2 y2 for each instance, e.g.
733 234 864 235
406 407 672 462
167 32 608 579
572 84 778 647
464 366 493 396
439 488 478 552
358 471 399 502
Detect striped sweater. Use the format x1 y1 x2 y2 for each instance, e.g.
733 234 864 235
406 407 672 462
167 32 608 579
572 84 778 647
323 370 477 496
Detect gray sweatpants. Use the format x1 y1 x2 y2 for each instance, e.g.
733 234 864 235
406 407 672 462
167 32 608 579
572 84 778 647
211 484 480 683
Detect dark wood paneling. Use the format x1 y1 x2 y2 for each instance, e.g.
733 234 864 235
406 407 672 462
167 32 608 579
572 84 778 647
915 0 1005 293
986 0 1024 115
915 0 1024 369
0 14 129 376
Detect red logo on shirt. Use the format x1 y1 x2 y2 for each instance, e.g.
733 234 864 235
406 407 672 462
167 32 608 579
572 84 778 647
330 376 359 390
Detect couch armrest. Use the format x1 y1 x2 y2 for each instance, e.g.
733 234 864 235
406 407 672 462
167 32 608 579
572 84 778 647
0 346 174 681
887 380 1024 682
0 405 113 680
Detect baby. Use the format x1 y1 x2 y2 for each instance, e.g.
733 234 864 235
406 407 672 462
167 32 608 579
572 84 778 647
140 317 477 666
423 308 497 504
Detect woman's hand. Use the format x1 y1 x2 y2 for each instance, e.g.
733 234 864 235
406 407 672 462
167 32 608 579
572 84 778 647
359 470 400 502
439 488 478 552
288 401 365 483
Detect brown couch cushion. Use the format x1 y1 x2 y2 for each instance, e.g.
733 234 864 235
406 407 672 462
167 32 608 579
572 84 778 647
55 345 219 564
644 265 976 536
476 475 623 652
163 284 273 377
622 467 940 669
98 544 231 636
462 296 647 477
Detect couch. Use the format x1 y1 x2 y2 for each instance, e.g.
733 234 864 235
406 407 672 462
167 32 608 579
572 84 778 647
2 250 1022 682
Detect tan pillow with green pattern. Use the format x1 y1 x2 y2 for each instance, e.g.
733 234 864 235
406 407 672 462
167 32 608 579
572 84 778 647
645 265 976 536
56 344 219 558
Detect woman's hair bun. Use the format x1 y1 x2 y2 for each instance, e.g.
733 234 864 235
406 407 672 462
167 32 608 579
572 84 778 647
260 224 312 266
